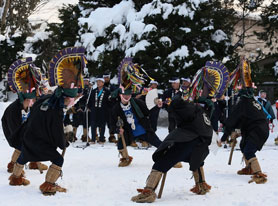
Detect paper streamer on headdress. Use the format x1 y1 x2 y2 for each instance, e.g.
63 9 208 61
117 57 152 94
229 56 252 89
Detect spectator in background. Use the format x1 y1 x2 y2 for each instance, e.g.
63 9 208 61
256 90 276 123
88 75 111 144
181 77 191 90
162 77 182 133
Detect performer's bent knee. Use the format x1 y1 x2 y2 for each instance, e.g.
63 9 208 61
51 155 64 167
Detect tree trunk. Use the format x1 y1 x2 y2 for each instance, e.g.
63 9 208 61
1 0 11 34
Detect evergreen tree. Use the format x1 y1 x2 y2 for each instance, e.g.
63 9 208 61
77 0 237 86
0 34 27 81
257 0 278 54
79 0 122 14
31 4 81 68
133 0 237 85
1 0 41 35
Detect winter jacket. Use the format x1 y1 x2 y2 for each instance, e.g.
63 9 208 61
257 97 276 121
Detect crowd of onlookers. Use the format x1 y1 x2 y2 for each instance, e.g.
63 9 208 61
63 74 278 146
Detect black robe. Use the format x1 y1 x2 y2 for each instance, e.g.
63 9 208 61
1 99 23 149
221 96 269 151
152 96 213 171
20 95 66 162
110 98 155 145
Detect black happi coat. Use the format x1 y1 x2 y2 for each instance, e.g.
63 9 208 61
88 87 110 126
1 99 24 149
152 95 213 170
111 98 155 145
21 96 66 161
162 88 182 112
104 82 118 93
221 96 269 150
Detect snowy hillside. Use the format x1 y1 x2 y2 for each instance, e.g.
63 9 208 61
28 0 79 24
0 102 278 206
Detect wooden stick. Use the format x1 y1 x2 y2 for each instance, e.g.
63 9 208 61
228 137 236 165
117 116 129 159
158 172 167 199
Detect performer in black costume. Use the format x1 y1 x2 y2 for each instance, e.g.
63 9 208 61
8 47 87 195
111 87 162 167
110 58 162 167
218 57 268 184
2 57 48 174
131 61 230 203
103 72 118 143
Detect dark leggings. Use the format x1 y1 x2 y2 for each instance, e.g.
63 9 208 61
17 148 64 167
153 139 201 173
117 133 162 150
241 140 257 160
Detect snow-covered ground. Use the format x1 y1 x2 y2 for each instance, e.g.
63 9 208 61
0 102 278 206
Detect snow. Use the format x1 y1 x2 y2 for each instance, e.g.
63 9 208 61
77 0 213 60
125 40 151 56
168 45 189 62
180 27 191 33
273 62 278 76
160 36 172 47
28 0 79 24
79 1 134 36
1 102 278 205
202 25 214 31
0 34 5 41
26 31 50 43
0 102 278 205
269 15 278 20
194 50 215 58
212 29 228 43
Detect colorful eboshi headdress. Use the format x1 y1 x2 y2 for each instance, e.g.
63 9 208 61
117 57 154 94
183 61 229 101
43 47 87 109
7 57 42 102
48 47 87 91
229 56 254 98
229 56 252 90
